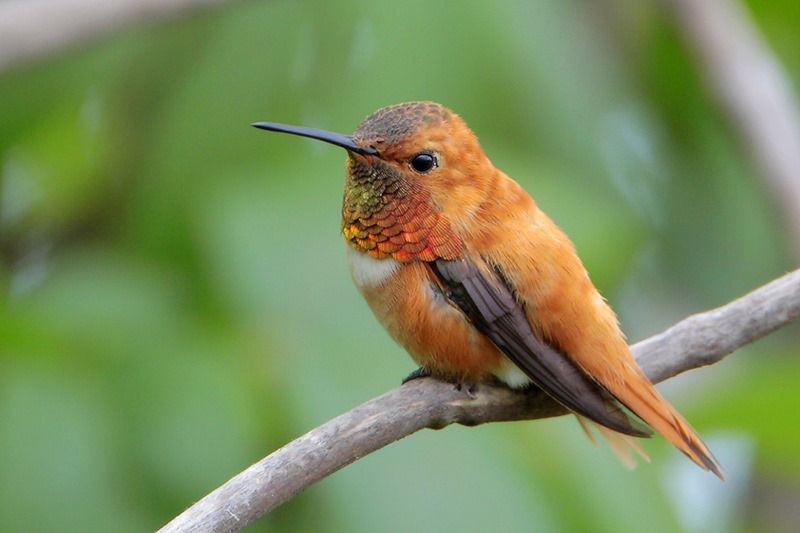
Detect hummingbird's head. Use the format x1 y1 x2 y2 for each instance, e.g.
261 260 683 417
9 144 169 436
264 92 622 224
349 101 491 204
253 102 496 261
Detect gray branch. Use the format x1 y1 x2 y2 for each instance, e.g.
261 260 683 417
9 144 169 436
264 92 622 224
0 0 237 76
661 0 800 261
160 269 800 532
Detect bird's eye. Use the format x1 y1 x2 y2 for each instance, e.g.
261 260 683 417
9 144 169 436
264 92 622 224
410 152 437 173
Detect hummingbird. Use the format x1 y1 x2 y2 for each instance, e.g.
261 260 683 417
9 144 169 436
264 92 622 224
253 101 723 477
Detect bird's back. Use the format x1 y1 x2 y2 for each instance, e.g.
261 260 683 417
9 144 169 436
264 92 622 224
475 171 722 477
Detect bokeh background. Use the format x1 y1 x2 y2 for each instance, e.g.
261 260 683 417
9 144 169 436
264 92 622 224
1 1 798 531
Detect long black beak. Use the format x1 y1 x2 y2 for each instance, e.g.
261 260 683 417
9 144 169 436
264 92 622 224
251 122 379 156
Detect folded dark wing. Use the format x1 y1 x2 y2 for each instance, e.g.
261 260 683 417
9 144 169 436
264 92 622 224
430 258 649 437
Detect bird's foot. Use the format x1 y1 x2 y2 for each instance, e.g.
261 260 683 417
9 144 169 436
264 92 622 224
402 367 432 384
402 369 478 398
454 382 479 398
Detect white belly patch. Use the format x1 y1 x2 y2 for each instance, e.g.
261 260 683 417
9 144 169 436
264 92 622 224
346 246 401 289
492 357 532 388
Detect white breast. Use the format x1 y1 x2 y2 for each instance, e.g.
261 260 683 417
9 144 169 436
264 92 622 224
346 246 401 289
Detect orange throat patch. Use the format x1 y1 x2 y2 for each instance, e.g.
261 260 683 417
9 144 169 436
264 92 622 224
341 160 462 262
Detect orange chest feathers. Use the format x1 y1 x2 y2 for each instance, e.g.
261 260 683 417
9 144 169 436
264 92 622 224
345 248 509 382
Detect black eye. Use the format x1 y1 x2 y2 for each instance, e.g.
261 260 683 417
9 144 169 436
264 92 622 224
410 152 437 173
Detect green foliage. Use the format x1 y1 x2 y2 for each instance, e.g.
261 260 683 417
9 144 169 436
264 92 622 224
0 1 797 531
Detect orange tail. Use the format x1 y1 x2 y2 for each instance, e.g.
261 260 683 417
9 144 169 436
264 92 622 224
577 416 651 469
614 374 724 479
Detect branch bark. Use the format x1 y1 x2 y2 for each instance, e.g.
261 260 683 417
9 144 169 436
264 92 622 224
160 269 800 532
660 0 800 261
0 0 237 76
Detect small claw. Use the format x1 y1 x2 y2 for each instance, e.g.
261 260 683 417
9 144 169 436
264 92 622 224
453 382 478 398
402 367 431 384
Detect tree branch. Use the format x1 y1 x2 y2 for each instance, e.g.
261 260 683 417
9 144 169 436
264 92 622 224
660 0 800 261
160 269 800 532
0 0 237 76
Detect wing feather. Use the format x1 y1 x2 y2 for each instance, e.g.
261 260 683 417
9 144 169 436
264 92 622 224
431 258 650 438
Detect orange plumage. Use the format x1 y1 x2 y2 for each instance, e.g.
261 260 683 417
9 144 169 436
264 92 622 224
253 101 723 478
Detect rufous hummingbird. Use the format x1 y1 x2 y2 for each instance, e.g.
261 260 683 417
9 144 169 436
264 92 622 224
253 101 723 478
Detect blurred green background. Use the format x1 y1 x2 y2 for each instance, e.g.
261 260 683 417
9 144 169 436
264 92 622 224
1 1 798 531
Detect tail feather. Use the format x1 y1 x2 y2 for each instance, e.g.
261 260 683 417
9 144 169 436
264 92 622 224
615 375 724 479
577 416 650 470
